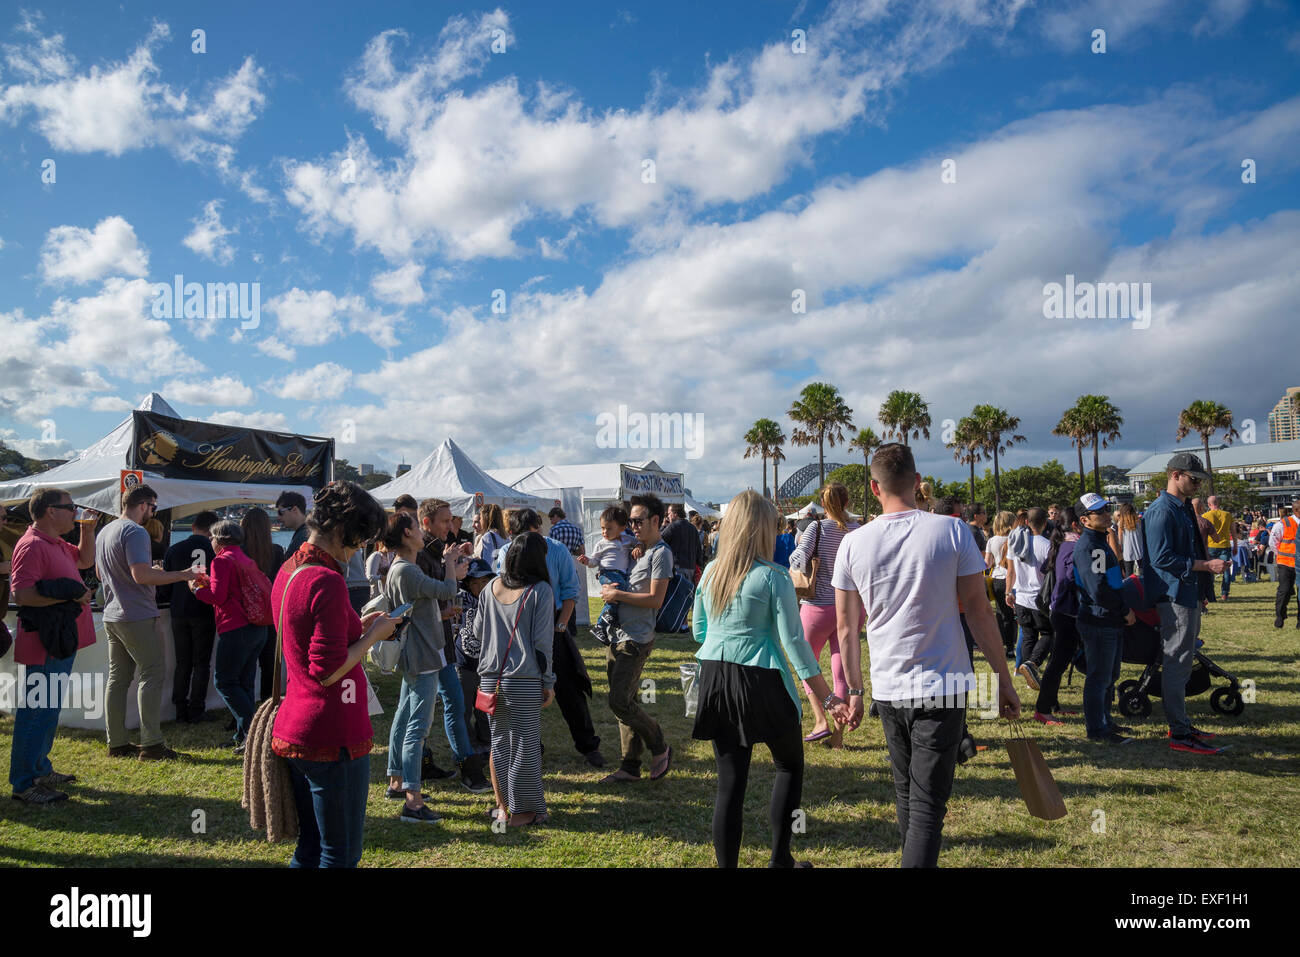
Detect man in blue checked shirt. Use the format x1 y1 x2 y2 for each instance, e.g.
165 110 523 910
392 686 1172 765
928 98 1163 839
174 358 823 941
496 508 605 768
547 507 586 557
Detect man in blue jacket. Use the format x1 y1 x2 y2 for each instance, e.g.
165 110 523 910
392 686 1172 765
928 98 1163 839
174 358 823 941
1141 453 1228 755
1073 493 1136 744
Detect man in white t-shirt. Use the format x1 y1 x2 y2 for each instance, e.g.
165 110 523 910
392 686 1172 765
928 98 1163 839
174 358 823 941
1004 507 1053 690
834 443 1019 868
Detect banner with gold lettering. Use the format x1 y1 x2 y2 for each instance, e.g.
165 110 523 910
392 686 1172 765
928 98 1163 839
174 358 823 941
130 411 333 488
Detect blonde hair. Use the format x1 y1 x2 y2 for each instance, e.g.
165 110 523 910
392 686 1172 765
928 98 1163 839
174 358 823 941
992 510 1015 537
821 482 852 531
702 490 777 619
916 481 934 511
1116 503 1139 532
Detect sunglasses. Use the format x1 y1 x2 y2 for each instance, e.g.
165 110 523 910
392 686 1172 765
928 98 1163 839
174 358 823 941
49 503 77 512
628 517 646 527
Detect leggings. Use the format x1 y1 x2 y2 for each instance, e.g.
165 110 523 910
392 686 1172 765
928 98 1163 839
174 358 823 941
712 725 804 868
990 579 1016 654
800 602 861 699
1035 611 1080 715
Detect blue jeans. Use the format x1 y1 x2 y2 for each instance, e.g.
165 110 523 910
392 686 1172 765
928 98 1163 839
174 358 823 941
1078 622 1123 737
8 653 76 793
287 750 369 868
386 670 440 791
436 662 472 766
1207 547 1232 596
214 624 268 743
598 568 631 625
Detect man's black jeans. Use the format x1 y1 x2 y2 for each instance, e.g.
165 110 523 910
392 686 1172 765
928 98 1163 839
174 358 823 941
878 702 965 868
552 616 600 755
171 615 216 717
1276 564 1297 625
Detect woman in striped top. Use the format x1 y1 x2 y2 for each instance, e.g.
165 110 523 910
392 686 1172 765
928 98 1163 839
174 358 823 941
788 482 864 749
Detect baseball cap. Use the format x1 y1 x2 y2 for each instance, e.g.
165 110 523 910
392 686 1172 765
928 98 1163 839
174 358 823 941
463 558 495 580
1076 492 1110 514
1165 452 1210 481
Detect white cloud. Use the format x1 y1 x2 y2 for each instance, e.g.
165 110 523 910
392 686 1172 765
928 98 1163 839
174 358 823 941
256 337 297 361
161 375 255 407
3 436 77 460
269 363 353 400
205 409 289 430
370 262 424 305
265 287 400 349
90 396 132 412
182 200 237 265
39 215 148 283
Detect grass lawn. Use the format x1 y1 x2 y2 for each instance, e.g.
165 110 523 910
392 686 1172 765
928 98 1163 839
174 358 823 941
2 582 1297 867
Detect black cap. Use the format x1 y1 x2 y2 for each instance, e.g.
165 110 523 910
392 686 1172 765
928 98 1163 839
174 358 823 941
1165 452 1210 481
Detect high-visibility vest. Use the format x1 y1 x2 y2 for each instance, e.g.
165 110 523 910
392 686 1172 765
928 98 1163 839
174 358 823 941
1278 516 1298 569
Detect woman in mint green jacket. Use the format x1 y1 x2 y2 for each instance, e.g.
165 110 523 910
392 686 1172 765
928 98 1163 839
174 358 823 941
692 490 849 868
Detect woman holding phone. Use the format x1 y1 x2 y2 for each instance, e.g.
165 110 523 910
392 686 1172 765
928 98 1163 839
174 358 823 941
381 511 469 824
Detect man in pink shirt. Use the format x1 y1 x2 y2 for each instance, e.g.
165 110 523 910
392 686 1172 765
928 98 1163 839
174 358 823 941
8 488 98 804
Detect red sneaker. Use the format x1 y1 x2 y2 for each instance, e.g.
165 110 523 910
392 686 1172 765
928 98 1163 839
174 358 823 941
1167 727 1217 740
1033 711 1064 726
1170 736 1223 755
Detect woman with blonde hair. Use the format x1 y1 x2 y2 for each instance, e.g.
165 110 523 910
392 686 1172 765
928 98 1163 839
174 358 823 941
1115 503 1143 577
693 490 847 867
984 510 1018 656
788 481 863 748
916 481 934 512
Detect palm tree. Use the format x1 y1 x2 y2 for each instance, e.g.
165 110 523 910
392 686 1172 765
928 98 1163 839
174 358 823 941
1176 400 1239 495
877 390 931 447
743 418 785 498
1072 394 1123 494
849 427 882 515
770 438 787 508
971 404 1025 513
949 416 983 505
788 383 854 490
1052 406 1089 496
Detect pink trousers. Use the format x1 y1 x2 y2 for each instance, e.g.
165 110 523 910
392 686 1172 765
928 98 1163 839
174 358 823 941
800 602 862 702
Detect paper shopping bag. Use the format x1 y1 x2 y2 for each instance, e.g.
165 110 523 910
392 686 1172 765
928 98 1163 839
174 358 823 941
1006 737 1067 820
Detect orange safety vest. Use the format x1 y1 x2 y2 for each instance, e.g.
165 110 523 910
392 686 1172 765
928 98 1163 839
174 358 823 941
1278 516 1298 568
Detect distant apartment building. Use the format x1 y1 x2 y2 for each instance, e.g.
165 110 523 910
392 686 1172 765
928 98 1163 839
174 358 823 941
1269 386 1300 443
360 463 374 476
395 463 411 477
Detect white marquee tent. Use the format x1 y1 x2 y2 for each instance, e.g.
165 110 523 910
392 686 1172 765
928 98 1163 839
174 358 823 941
683 492 721 519
367 438 554 521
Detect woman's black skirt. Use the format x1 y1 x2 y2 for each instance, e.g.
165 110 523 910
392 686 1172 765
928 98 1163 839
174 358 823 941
692 659 800 747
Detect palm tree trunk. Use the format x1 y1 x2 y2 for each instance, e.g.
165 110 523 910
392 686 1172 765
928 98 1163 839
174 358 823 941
1203 435 1214 495
993 444 1002 513
968 458 975 505
773 460 780 507
762 453 769 498
818 433 825 489
1077 441 1086 496
865 451 871 515
1092 432 1101 495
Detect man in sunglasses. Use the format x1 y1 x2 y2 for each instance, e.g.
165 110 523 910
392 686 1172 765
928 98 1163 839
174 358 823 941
96 484 200 761
1141 453 1228 755
275 491 309 560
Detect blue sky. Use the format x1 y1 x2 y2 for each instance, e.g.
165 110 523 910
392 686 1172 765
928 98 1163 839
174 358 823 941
2 0 1299 501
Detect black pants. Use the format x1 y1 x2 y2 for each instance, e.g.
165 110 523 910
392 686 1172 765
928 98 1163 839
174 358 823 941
711 725 804 868
1276 564 1297 625
171 615 216 717
552 617 600 754
990 579 1016 654
258 630 279 701
1016 606 1054 667
1035 611 1080 715
458 659 491 750
878 703 965 868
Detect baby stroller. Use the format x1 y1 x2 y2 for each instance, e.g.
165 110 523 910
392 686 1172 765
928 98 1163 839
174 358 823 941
1073 575 1246 719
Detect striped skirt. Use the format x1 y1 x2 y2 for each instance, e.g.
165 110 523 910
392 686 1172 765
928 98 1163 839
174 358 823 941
483 676 545 816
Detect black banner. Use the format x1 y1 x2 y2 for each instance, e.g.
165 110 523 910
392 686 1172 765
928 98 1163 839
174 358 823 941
130 411 333 488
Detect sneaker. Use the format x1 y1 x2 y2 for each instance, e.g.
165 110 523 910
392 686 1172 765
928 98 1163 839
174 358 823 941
107 744 140 758
138 744 182 761
1109 725 1136 736
12 784 68 804
232 743 246 756
584 749 606 769
33 772 76 788
1017 662 1041 691
386 787 430 800
1167 727 1217 740
1274 618 1284 629
460 761 492 794
1032 711 1064 726
399 804 442 824
1170 735 1222 755
1088 732 1133 745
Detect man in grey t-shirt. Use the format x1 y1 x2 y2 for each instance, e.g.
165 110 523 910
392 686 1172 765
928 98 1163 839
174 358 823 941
598 493 672 783
95 485 199 761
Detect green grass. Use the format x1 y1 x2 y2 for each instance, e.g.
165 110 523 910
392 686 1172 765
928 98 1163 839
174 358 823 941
2 582 1298 867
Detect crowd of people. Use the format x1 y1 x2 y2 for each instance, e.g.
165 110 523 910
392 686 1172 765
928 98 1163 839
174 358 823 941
3 444 1295 867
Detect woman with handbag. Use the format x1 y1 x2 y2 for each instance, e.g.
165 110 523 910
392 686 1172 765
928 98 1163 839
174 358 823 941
693 490 848 867
381 511 472 824
192 520 273 752
472 532 556 827
788 482 863 748
269 481 395 868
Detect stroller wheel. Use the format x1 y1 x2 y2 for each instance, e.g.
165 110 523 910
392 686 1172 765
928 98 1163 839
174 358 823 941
1210 687 1245 716
1119 691 1151 718
1117 679 1140 697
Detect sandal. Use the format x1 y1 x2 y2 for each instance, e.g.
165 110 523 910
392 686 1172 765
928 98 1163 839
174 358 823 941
649 746 673 780
509 812 549 827
803 729 831 742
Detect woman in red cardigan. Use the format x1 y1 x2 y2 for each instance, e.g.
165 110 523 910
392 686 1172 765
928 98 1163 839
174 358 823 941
270 481 395 868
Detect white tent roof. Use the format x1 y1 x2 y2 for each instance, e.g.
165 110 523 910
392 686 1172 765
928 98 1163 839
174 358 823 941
0 393 316 516
490 460 683 503
368 438 554 519
683 492 721 519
